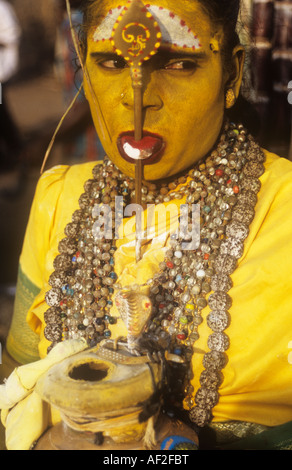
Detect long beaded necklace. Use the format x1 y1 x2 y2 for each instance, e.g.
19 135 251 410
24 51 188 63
44 121 265 428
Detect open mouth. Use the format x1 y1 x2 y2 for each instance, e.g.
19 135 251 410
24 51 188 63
117 131 165 164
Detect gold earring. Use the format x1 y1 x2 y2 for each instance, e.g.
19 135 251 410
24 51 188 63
225 89 236 109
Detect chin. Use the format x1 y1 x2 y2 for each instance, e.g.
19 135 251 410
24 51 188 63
143 162 175 182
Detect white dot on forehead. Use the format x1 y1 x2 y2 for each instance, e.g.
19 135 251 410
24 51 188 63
92 5 202 50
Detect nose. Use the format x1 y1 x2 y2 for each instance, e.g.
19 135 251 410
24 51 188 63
142 84 163 111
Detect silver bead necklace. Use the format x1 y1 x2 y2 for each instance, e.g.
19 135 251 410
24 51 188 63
44 121 265 427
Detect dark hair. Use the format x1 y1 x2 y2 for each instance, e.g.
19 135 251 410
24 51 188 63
197 0 241 41
197 0 241 70
196 0 260 134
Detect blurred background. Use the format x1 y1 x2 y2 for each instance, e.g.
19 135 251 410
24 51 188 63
0 0 291 346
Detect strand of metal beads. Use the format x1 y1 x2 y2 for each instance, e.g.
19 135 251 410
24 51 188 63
188 130 265 428
44 159 131 349
144 123 249 400
44 123 231 350
43 152 203 349
44 153 202 349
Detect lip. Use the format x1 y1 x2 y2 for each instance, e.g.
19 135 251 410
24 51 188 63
117 131 166 164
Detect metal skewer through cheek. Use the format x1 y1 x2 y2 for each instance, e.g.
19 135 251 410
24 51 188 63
112 0 162 262
133 75 143 207
132 67 143 262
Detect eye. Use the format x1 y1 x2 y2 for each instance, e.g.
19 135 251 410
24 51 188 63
163 60 198 71
98 56 128 70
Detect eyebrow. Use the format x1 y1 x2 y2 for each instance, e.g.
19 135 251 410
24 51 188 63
90 49 208 60
90 52 121 59
157 48 208 59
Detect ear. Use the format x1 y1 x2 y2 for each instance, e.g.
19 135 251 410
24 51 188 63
225 44 246 100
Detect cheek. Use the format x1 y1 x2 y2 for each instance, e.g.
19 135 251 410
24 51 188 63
84 70 126 145
88 76 120 111
164 68 224 114
158 75 224 146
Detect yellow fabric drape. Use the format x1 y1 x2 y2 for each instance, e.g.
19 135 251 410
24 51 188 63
2 150 292 450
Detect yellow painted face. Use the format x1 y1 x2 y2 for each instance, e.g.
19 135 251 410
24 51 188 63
83 0 236 182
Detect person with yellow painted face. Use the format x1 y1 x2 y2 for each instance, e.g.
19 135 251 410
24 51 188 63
1 0 292 451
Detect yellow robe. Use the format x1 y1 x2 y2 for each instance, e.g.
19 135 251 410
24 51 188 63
2 150 292 448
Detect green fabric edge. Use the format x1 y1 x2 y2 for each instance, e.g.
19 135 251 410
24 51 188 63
6 265 41 365
220 421 292 450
